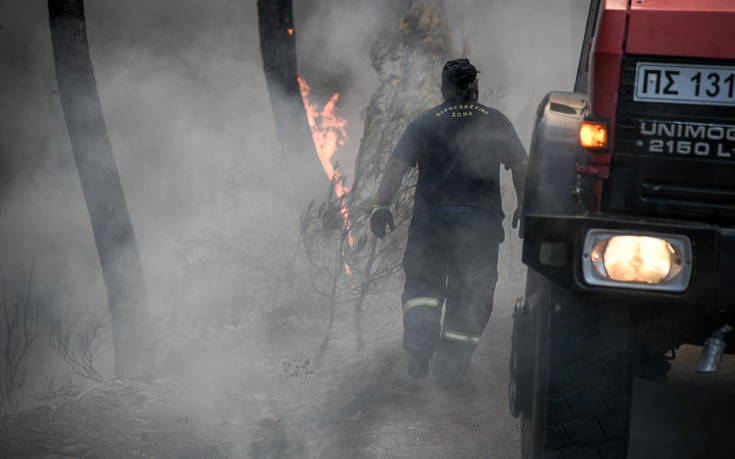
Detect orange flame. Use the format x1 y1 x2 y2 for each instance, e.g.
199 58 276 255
298 75 354 273
298 76 348 188
287 28 294 37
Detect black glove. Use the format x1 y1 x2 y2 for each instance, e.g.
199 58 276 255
512 207 523 239
370 206 395 239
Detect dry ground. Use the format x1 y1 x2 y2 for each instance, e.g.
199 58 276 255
2 282 735 458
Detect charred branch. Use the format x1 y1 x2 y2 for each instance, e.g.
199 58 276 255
0 268 40 415
49 309 109 384
299 178 350 364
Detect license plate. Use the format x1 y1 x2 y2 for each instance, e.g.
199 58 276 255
634 62 735 106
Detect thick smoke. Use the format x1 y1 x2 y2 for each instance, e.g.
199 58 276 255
0 0 598 456
0 0 589 332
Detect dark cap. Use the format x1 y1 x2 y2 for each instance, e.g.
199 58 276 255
442 58 479 88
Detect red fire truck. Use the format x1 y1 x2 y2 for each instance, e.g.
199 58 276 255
509 0 735 457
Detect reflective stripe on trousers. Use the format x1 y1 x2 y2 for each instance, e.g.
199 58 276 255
443 328 481 344
403 296 441 316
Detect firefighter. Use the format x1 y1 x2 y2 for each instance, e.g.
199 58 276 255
370 58 527 388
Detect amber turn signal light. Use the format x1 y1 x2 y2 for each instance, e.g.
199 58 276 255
579 120 608 150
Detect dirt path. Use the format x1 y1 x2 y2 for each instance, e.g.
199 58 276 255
298 289 521 459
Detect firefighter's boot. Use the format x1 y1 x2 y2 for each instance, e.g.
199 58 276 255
407 352 430 379
402 297 441 379
433 337 477 389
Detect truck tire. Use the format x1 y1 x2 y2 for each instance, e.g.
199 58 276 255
519 270 632 459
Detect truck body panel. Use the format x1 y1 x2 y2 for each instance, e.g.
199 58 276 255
525 0 735 304
628 1 735 60
513 2 735 455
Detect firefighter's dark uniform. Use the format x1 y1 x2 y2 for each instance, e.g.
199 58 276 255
393 99 526 384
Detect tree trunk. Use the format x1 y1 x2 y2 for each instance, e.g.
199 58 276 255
257 0 327 204
48 0 152 377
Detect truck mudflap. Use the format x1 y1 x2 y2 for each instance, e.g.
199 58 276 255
509 296 533 417
522 213 735 310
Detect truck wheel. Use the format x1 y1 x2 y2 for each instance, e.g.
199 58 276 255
519 270 632 459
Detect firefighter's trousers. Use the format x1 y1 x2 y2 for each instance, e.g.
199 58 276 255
402 206 503 380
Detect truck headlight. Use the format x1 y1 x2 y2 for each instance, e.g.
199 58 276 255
582 229 692 292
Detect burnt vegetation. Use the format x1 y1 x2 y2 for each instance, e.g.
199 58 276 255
1 270 109 414
0 273 39 416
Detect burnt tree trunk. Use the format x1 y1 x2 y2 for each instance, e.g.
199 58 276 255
48 0 152 377
257 0 327 203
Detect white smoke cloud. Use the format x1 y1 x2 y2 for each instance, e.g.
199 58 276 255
0 0 588 455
